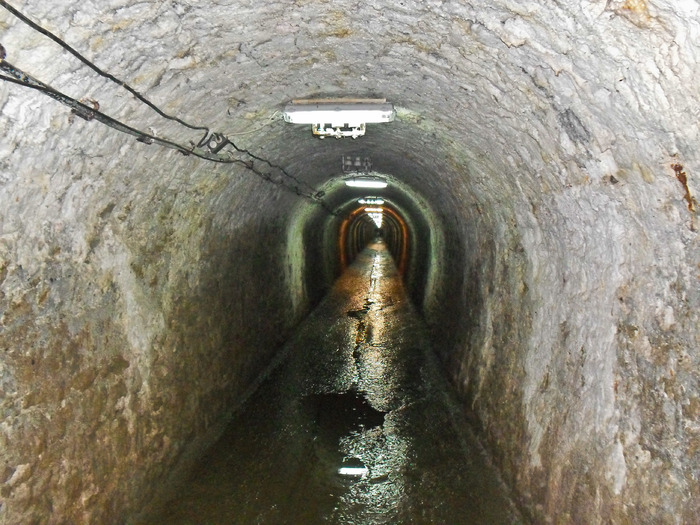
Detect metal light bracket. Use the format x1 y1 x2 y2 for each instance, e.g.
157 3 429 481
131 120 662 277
313 123 366 139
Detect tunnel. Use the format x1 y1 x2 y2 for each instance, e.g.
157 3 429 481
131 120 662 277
0 0 699 523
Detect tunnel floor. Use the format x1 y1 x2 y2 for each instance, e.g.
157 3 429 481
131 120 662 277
147 241 522 524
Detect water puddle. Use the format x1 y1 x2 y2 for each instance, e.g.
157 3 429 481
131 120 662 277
347 307 369 319
347 299 373 319
144 242 523 524
305 389 386 438
303 389 386 483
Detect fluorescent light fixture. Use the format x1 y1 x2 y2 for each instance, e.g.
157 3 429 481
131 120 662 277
283 98 395 139
283 99 394 126
338 466 369 477
345 178 388 189
358 197 384 205
364 207 383 213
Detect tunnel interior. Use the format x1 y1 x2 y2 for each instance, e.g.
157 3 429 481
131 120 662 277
1 0 699 523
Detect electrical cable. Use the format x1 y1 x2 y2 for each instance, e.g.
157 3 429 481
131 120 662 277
227 139 322 198
1 60 230 163
226 111 281 136
0 57 336 214
0 0 210 144
0 1 336 214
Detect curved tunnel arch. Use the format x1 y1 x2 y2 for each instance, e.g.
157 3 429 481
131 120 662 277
0 1 698 523
338 201 409 274
286 167 443 313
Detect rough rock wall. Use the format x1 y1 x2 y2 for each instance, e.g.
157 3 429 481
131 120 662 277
443 158 700 523
0 81 309 524
1 0 699 523
411 3 700 521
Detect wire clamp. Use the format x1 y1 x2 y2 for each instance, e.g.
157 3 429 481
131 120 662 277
198 133 230 153
72 98 99 121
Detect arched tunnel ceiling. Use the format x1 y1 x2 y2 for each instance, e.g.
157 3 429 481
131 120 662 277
4 0 697 257
5 0 698 200
1 0 699 523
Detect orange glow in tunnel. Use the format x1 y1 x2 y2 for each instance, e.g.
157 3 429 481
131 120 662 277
338 204 409 275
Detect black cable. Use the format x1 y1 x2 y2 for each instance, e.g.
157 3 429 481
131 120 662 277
0 62 231 163
0 60 337 214
0 1 336 214
228 140 322 198
0 0 210 144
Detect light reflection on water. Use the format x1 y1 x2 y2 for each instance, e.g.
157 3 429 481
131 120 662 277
338 466 368 477
369 253 382 293
333 420 411 524
147 243 522 525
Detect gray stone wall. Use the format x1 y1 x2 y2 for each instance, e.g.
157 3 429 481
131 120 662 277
1 0 698 523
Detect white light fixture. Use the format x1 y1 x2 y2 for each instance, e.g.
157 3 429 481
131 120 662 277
358 197 384 205
345 177 388 189
364 207 383 213
283 98 395 139
338 466 369 477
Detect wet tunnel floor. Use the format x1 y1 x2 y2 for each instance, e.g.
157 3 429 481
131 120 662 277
150 242 522 524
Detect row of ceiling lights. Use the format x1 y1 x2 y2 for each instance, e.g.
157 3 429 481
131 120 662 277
282 99 394 227
341 155 387 228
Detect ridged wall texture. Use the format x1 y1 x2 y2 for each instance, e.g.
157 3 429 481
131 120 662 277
1 0 698 523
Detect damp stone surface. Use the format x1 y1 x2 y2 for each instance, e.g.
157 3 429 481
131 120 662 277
1 0 699 523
